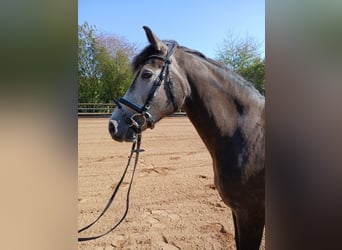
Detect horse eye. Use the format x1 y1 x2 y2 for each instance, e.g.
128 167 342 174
141 71 153 79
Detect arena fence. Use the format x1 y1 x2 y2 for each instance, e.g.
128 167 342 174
78 103 186 117
78 103 115 116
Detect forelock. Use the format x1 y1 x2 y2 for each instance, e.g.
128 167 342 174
132 45 163 72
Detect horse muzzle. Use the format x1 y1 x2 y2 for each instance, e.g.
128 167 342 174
109 109 154 142
108 119 136 142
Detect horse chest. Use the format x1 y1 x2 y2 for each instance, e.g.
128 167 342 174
213 159 265 211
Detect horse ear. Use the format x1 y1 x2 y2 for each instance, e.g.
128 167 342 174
143 26 167 54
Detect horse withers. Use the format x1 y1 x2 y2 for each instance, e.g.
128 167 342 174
109 26 265 250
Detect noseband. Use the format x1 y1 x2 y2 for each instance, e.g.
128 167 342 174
113 41 178 130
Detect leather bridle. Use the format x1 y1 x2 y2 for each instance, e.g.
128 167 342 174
78 42 179 242
113 41 178 130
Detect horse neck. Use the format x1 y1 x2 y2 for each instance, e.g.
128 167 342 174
181 52 265 158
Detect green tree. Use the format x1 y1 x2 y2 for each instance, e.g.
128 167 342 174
78 22 101 103
216 31 265 95
78 22 136 104
95 33 136 101
238 57 265 94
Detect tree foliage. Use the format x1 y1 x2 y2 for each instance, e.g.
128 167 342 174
216 31 265 95
79 24 265 105
78 22 100 103
78 22 136 103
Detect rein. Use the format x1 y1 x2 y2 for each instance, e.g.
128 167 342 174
78 41 178 242
78 126 144 242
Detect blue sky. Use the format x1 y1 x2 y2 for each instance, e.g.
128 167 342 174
78 0 264 59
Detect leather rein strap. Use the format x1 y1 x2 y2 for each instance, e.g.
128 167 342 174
78 129 144 242
78 41 178 242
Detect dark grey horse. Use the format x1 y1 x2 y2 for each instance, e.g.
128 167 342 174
109 26 265 250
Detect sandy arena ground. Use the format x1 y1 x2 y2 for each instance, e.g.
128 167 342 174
78 117 265 249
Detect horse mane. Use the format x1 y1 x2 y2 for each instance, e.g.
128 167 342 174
132 42 263 98
178 46 226 69
179 46 263 97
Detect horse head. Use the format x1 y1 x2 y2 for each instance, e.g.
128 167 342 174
109 26 189 142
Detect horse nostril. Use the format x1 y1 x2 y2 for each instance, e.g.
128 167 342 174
108 120 118 135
